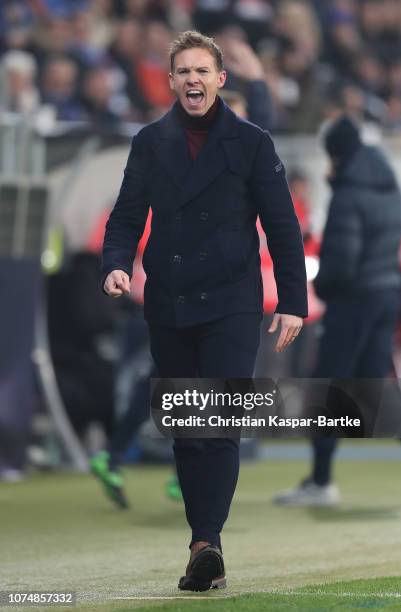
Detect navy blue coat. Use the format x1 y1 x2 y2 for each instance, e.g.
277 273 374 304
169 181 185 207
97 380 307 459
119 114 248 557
102 98 307 327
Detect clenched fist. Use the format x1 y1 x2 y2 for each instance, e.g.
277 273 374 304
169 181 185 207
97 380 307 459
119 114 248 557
103 269 131 297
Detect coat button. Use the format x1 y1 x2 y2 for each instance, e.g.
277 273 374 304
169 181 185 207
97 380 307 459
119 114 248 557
175 213 181 221
173 254 182 263
200 212 208 221
177 295 185 303
200 292 208 301
199 252 207 260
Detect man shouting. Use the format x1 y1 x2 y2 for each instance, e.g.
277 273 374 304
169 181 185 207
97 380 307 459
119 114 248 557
102 30 307 592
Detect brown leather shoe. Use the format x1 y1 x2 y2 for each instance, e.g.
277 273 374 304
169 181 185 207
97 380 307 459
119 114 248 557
178 544 226 592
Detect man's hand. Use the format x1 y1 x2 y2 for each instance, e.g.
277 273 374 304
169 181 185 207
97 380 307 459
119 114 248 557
103 269 131 297
223 39 265 81
268 313 303 353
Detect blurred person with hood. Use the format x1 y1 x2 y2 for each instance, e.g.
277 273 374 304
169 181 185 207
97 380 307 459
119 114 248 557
274 115 401 506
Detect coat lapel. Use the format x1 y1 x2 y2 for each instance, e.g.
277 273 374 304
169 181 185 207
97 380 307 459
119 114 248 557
154 99 239 208
152 108 192 189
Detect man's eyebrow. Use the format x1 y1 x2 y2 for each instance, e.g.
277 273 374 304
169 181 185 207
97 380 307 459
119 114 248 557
176 66 211 71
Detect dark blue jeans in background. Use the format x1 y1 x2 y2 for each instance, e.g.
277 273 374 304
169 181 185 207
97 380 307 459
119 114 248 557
312 290 400 485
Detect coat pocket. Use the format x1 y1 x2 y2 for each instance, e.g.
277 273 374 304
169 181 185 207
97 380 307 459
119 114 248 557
218 229 248 281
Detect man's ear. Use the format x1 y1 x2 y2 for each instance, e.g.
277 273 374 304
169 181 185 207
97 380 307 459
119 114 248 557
168 72 175 91
218 70 227 89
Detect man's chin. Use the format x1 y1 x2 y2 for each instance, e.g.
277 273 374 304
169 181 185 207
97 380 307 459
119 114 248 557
187 109 205 116
181 99 207 116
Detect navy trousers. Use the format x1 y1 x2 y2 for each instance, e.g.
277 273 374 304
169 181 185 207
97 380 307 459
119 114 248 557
148 313 262 549
312 290 400 485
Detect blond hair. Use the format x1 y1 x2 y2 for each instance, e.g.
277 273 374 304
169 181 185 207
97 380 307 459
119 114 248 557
169 30 224 72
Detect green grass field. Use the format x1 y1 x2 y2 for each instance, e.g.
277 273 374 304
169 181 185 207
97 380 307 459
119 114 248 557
2 447 401 611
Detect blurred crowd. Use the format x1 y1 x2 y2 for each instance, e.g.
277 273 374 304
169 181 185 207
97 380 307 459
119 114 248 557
2 0 401 132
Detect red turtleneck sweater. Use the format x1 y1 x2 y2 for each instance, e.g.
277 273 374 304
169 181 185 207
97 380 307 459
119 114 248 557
177 96 219 160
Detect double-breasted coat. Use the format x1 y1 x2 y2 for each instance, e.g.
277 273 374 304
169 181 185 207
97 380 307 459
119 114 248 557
102 98 308 327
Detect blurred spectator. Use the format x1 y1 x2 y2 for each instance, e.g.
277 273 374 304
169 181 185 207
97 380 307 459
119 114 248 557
275 0 321 62
1 49 40 115
38 0 89 19
193 0 273 46
33 16 75 57
385 95 401 134
124 0 168 21
82 66 128 125
41 56 85 120
135 19 174 118
388 60 401 98
273 2 324 131
323 79 386 127
360 0 401 64
70 8 110 69
192 0 234 37
231 0 273 46
215 30 275 129
324 2 361 76
84 0 117 50
336 82 366 121
108 19 149 120
0 1 37 33
0 1 35 54
2 0 401 131
351 52 386 98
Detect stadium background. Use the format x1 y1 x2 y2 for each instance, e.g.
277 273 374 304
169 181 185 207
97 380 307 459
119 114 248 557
2 1 401 609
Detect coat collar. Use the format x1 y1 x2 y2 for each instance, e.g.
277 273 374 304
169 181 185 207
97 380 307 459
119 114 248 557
152 97 240 207
158 96 239 140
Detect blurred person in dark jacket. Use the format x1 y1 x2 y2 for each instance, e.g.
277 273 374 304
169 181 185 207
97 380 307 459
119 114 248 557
274 114 401 506
47 252 118 443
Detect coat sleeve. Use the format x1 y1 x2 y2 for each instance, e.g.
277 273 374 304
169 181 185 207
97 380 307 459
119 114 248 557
101 134 150 288
249 130 308 317
246 80 276 131
314 190 363 300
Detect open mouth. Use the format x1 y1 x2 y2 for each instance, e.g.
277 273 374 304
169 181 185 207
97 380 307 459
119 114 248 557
186 89 204 107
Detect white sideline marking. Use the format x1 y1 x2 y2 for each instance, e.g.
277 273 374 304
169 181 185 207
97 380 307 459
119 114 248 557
292 591 401 598
115 596 231 600
266 591 401 598
115 591 401 600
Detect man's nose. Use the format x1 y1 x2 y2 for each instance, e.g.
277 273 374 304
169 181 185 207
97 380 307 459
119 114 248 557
187 72 200 84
